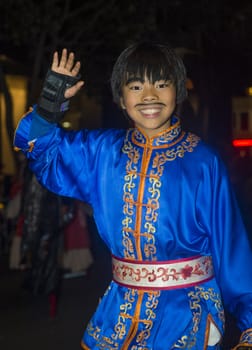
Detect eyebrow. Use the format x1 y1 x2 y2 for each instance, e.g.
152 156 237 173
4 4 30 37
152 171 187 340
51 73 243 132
125 77 145 85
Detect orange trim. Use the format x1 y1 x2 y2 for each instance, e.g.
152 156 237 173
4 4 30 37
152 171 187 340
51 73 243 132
123 227 136 234
124 197 158 209
121 291 144 349
136 116 181 142
204 314 222 350
231 343 252 350
122 228 154 240
135 143 152 259
80 340 90 349
13 106 33 152
121 144 152 348
132 130 186 149
231 328 252 349
126 170 160 179
204 315 211 350
28 142 35 152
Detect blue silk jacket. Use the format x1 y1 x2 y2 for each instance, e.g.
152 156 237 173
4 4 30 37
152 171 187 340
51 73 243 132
14 108 252 349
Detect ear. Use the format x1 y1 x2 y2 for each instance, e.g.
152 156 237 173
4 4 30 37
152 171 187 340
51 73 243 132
120 97 126 109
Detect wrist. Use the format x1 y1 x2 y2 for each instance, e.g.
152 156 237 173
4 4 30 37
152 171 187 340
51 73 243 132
37 69 80 123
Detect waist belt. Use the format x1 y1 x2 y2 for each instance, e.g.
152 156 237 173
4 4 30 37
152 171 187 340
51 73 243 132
112 255 214 290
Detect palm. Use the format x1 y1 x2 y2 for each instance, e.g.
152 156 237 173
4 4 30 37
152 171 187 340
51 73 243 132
51 48 84 98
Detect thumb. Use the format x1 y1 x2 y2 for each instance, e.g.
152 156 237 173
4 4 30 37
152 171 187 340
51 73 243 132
64 81 84 99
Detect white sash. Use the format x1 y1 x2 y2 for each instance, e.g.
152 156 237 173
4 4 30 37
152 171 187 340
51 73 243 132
112 255 214 290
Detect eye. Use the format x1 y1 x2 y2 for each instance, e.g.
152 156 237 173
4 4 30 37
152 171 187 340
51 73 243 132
155 80 171 89
127 81 143 91
130 85 142 90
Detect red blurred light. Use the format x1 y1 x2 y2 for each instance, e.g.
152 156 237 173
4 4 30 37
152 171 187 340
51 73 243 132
232 139 252 147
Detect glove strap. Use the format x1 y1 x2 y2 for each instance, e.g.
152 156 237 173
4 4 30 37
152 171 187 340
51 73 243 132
37 69 80 123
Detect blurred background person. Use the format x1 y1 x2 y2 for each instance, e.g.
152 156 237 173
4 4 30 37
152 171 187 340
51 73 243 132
62 199 93 279
19 170 64 319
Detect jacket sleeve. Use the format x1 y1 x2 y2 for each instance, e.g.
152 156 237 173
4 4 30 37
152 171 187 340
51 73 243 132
197 152 252 346
14 107 97 203
232 328 252 349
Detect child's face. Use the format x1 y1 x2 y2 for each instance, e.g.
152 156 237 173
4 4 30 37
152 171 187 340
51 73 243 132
120 77 176 138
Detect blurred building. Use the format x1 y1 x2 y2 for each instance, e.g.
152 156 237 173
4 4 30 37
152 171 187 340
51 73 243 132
232 93 252 157
0 74 28 176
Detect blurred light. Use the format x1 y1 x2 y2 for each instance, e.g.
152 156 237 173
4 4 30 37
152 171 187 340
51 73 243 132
232 139 252 147
62 121 72 128
246 86 252 96
186 78 194 90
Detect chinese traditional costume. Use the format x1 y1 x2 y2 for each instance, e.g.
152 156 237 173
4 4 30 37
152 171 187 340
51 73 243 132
14 108 252 349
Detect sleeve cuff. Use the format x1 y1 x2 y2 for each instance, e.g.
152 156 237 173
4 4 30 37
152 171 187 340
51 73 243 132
14 106 56 153
232 329 252 349
29 105 56 140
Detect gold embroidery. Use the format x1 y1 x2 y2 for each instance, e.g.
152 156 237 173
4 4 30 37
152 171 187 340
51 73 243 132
87 125 201 348
144 222 156 234
111 289 137 342
121 130 200 260
134 292 160 348
114 128 200 347
132 117 182 146
153 134 200 166
174 335 196 349
86 321 101 341
144 243 157 260
122 133 141 259
172 286 224 349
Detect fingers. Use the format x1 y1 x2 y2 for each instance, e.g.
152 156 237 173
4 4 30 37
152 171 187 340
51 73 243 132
60 48 68 66
51 48 81 76
51 51 59 70
65 51 75 71
71 61 81 77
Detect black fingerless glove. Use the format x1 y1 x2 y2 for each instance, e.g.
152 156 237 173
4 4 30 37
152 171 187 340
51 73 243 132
37 69 81 123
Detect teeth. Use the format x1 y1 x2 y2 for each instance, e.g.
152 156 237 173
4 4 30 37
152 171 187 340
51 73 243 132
141 108 160 114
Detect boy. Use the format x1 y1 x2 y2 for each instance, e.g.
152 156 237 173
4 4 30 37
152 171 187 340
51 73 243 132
14 41 252 349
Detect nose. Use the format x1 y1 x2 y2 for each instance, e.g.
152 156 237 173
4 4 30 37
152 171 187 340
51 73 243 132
142 84 158 102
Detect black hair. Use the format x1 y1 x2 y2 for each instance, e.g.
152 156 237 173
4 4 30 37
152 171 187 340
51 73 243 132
110 41 188 107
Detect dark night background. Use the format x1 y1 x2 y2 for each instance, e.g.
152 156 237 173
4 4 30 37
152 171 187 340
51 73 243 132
0 1 252 349
1 0 252 142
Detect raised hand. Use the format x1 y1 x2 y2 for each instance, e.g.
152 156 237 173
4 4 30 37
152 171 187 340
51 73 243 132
37 48 84 122
51 48 84 99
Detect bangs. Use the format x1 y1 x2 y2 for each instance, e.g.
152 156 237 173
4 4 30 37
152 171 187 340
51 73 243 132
123 46 176 84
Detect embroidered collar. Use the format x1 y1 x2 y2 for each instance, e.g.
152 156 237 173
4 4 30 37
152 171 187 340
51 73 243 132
131 115 183 147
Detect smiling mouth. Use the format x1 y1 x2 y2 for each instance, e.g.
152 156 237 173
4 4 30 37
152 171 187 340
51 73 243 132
138 105 164 118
